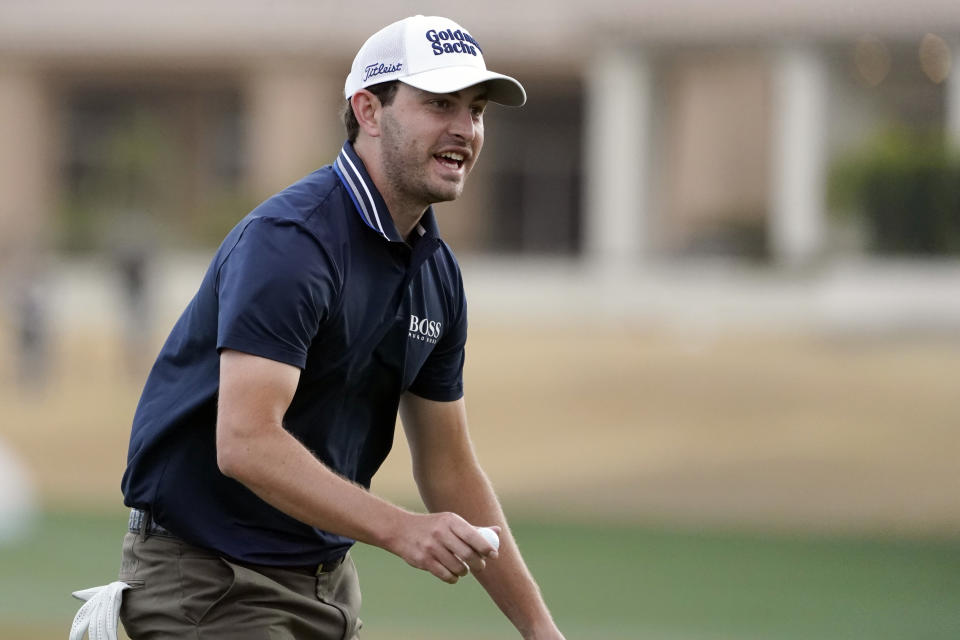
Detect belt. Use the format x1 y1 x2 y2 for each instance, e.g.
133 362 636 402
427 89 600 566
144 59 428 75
128 508 176 538
284 554 347 576
128 509 346 576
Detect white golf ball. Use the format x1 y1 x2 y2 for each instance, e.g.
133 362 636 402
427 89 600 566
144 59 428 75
476 526 500 551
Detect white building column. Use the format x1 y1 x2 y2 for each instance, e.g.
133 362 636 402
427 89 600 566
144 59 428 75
770 44 828 267
946 37 960 149
245 63 341 200
0 63 54 263
583 45 654 268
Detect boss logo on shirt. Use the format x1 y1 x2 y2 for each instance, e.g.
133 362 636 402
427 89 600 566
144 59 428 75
408 314 442 344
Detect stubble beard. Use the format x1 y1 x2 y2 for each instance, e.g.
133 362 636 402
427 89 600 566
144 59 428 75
380 114 464 208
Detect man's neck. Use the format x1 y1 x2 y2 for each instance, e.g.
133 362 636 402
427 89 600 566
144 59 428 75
353 138 427 242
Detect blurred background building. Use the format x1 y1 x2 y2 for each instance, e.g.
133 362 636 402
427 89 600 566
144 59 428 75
1 6 959 637
2 0 960 505
2 1 959 277
2 0 960 496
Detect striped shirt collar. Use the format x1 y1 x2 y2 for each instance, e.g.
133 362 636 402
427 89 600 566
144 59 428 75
333 141 440 244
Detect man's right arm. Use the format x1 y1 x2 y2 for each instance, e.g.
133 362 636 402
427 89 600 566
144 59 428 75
216 348 494 582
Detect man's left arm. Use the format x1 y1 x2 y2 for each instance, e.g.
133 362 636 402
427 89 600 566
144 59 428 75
399 393 565 640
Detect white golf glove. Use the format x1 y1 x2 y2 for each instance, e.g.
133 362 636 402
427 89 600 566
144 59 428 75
69 581 131 640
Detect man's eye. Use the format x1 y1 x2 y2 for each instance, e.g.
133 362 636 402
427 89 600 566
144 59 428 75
431 100 449 109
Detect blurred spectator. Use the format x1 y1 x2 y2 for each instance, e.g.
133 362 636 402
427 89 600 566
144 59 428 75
110 209 155 374
11 264 51 392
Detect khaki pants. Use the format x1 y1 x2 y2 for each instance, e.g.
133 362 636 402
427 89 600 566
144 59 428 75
117 532 362 639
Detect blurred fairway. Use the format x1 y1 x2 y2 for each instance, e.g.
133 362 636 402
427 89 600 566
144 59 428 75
3 324 960 638
2 508 959 639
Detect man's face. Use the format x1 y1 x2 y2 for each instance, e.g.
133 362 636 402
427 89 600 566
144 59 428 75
378 83 487 207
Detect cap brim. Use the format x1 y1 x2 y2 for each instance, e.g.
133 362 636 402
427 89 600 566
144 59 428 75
399 66 526 107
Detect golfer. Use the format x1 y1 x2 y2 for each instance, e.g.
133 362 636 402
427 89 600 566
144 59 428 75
116 15 565 640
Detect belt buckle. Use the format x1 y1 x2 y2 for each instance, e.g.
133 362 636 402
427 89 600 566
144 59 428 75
129 508 151 537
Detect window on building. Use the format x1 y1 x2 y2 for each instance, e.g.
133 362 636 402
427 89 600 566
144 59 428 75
482 80 583 256
59 75 245 251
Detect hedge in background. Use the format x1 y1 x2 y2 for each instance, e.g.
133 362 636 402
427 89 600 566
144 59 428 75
830 128 960 255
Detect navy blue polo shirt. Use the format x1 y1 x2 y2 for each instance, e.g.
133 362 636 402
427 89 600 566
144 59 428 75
121 141 467 566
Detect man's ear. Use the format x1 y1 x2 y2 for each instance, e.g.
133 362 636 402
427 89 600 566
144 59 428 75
352 90 383 138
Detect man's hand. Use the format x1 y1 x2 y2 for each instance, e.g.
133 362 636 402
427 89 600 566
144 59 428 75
388 511 500 583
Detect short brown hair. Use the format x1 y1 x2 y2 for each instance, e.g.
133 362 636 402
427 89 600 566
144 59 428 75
342 81 400 143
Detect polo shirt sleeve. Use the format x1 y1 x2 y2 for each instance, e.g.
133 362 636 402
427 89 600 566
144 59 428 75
215 217 337 369
408 276 467 402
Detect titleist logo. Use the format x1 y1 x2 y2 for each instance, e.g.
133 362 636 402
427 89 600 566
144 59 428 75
363 62 402 82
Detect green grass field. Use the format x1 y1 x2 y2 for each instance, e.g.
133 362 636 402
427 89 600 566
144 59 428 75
2 509 958 639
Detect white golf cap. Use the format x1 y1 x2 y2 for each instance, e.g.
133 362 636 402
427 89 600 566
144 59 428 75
344 15 526 107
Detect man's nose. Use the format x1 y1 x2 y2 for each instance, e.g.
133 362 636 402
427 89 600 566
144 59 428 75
448 106 477 141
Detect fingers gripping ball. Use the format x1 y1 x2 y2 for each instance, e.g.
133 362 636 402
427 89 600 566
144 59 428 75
476 526 500 551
